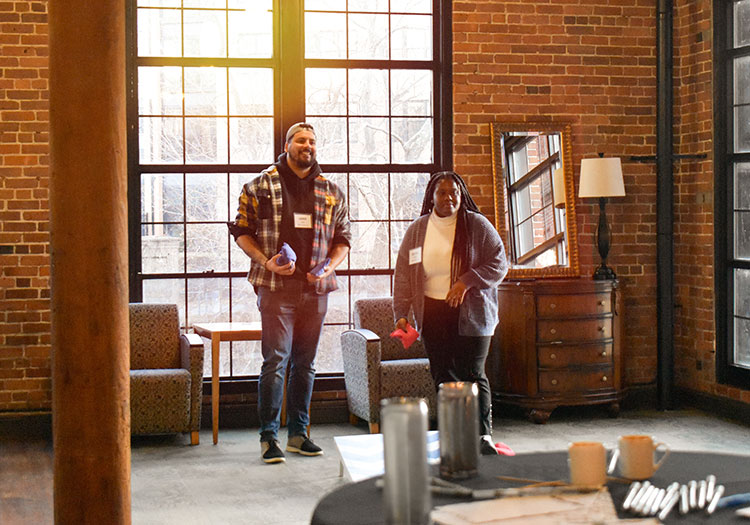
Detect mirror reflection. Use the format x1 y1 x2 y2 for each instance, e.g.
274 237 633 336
490 121 580 279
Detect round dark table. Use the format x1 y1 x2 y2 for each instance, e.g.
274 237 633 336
311 451 750 524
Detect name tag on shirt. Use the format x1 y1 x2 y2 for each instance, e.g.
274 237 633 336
294 213 313 229
409 247 422 265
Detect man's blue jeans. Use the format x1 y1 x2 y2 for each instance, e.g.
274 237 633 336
256 280 328 441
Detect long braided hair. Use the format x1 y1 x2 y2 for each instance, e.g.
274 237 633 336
420 171 481 287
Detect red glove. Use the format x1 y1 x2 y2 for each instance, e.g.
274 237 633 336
390 323 419 349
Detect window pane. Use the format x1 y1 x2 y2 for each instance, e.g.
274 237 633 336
390 0 432 13
349 117 389 164
229 68 273 115
141 173 184 223
185 117 228 163
141 224 185 273
139 0 180 7
735 105 750 153
350 173 387 220
735 163 750 209
305 12 346 59
184 67 227 116
734 56 750 106
143 279 186 321
230 277 260 321
349 0 388 11
391 14 432 60
349 13 389 60
390 221 410 268
186 223 229 272
139 66 182 116
350 221 389 269
735 211 750 259
228 2 273 57
184 0 224 7
139 117 183 164
325 276 349 324
306 68 347 115
186 173 228 221
733 316 750 368
735 0 750 47
390 172 428 219
392 70 432 116
307 117 347 163
317 325 345 372
305 0 345 10
229 340 263 377
138 8 182 57
349 69 389 116
229 117 274 164
391 117 433 163
184 10 227 57
351 275 391 306
188 277 230 325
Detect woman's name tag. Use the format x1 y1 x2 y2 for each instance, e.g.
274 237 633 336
409 248 421 265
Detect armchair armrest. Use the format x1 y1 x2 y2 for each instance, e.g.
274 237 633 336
180 333 204 433
341 329 383 423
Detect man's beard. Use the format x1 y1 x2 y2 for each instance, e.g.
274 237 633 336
288 148 315 169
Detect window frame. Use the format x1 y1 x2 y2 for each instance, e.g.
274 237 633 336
715 0 750 386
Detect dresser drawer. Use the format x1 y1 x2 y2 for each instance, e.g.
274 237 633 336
538 369 614 393
537 318 612 343
537 292 612 318
537 342 613 368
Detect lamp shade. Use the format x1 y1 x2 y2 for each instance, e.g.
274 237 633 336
578 157 625 198
553 167 566 209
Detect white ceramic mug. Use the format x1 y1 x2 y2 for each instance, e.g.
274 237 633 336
568 441 607 487
616 434 670 480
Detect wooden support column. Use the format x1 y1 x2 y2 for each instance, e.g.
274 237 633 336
49 2 130 523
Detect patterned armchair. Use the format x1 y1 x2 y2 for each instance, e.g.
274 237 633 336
341 297 436 434
129 303 204 445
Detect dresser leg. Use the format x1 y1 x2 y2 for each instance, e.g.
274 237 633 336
528 409 551 424
607 402 621 418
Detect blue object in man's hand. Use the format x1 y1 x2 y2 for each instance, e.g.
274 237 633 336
276 242 297 266
310 257 331 277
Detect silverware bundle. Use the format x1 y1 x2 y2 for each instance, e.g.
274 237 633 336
621 475 724 520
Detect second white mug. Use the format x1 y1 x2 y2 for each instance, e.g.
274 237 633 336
616 434 670 480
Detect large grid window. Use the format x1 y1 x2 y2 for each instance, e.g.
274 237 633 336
716 0 750 385
127 0 451 379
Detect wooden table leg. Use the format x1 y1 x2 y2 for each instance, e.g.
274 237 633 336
212 333 220 444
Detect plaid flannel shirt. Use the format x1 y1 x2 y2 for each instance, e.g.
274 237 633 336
231 164 351 293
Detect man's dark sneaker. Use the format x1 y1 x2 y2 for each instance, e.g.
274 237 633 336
261 439 286 463
286 435 323 456
480 435 499 456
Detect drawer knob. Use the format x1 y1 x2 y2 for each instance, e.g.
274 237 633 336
601 351 607 357
598 326 605 332
550 303 556 309
602 375 608 382
551 379 558 385
550 353 556 360
598 300 605 306
550 328 557 335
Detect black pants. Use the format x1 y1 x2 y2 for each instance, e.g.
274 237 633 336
421 296 493 436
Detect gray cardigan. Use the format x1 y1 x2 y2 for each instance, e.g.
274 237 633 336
393 210 509 337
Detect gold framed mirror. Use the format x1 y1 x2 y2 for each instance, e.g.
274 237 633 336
490 121 580 279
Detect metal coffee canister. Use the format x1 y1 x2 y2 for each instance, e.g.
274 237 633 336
438 381 479 480
381 397 431 525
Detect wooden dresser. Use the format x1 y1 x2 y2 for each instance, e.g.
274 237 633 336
487 278 624 423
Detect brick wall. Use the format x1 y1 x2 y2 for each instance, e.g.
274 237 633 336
452 0 660 386
0 1 51 411
1 1 747 414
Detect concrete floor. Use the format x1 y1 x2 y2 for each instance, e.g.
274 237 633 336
3 407 750 524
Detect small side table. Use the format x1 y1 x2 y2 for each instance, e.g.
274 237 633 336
193 322 262 445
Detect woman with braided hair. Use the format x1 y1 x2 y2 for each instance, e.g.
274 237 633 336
393 171 509 455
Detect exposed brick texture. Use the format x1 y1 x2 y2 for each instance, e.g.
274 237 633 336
0 1 746 413
0 0 51 412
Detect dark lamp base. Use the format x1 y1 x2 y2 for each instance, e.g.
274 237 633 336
593 265 617 280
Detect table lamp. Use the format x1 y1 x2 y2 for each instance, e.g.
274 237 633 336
553 166 566 209
578 155 625 280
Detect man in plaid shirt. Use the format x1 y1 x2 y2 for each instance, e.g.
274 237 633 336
229 123 351 464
